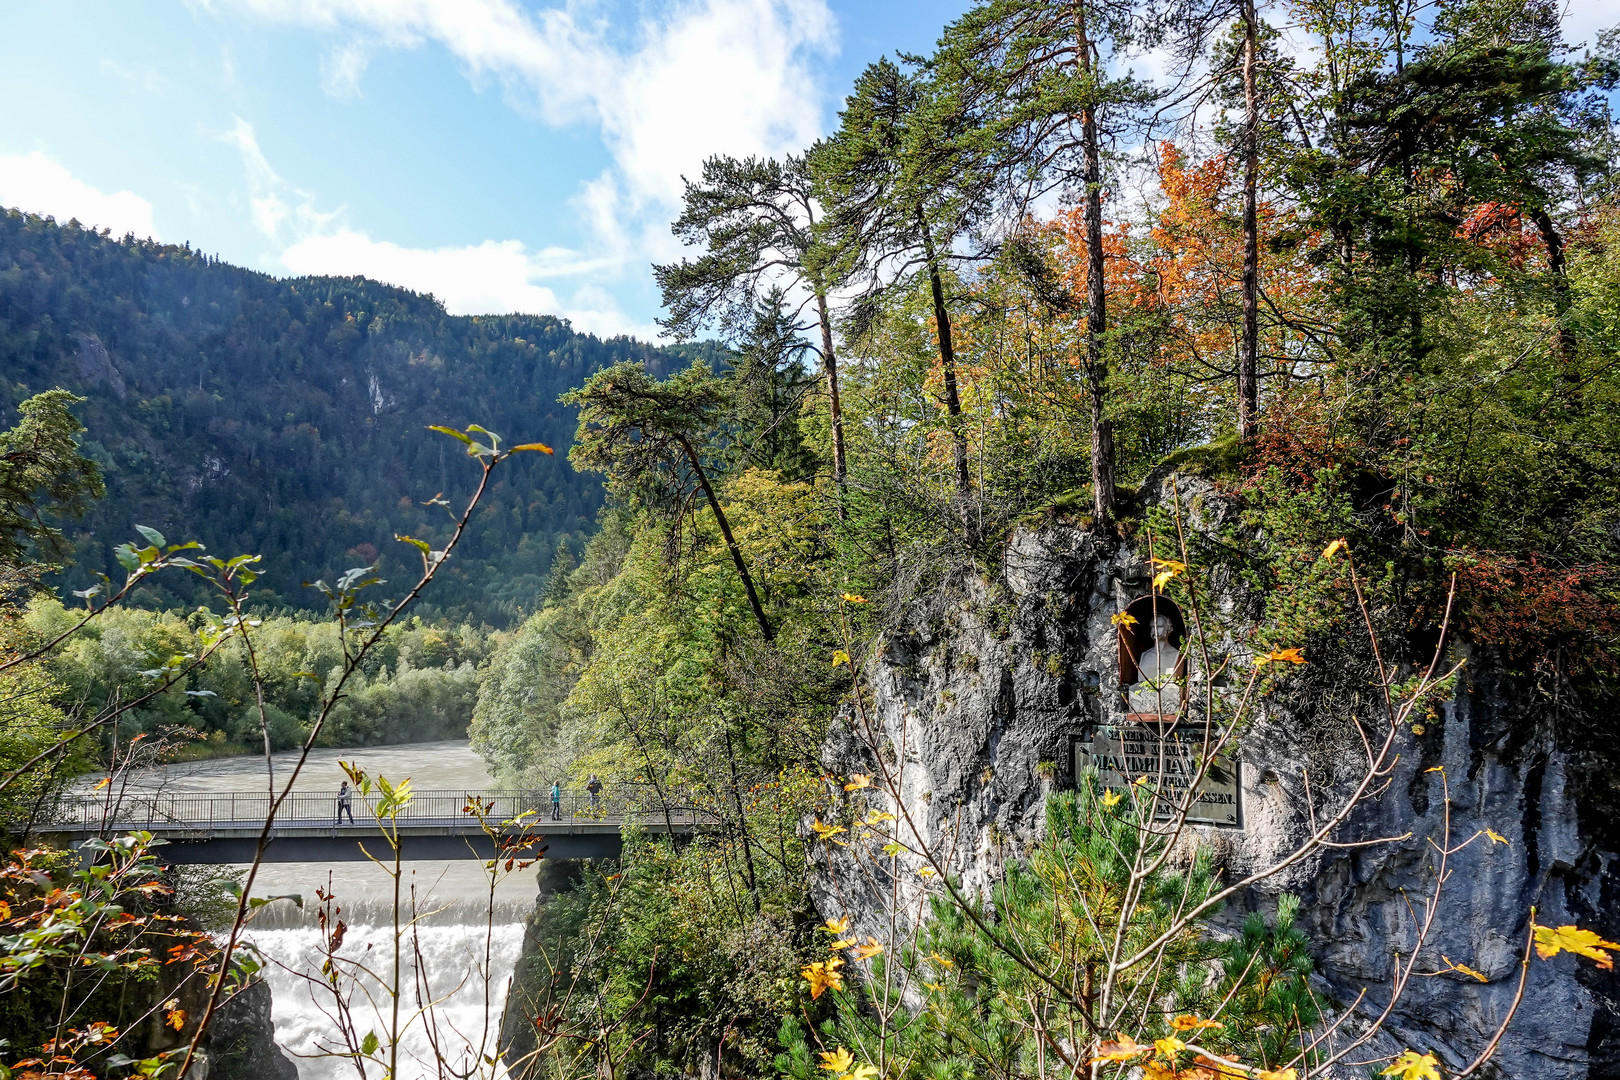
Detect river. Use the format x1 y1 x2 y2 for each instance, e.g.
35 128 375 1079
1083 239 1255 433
122 741 536 1080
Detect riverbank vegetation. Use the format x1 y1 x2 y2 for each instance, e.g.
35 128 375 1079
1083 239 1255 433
25 602 488 754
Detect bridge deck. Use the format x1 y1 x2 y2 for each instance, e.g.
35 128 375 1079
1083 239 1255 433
34 788 710 862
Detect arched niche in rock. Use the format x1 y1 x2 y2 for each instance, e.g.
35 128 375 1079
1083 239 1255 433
1116 593 1188 717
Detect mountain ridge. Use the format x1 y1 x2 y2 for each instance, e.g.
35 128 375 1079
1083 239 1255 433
0 207 706 623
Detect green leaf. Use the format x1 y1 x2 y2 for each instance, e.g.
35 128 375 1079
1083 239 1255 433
361 1032 380 1056
135 525 167 549
427 425 473 445
114 543 139 571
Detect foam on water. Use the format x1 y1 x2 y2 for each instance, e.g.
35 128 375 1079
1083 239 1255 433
246 920 526 1080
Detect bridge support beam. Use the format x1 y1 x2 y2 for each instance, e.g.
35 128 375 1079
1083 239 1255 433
149 832 626 864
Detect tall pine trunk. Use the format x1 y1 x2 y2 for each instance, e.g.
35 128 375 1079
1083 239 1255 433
816 290 849 513
1238 0 1261 442
1076 3 1116 528
678 434 774 642
920 218 974 537
1530 207 1578 380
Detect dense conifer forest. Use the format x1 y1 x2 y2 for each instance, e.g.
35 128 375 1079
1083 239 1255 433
0 208 705 624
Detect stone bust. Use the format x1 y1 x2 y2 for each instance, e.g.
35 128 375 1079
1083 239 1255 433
1126 613 1181 714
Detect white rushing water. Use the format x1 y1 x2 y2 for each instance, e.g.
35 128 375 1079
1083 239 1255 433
247 921 526 1080
108 741 539 1080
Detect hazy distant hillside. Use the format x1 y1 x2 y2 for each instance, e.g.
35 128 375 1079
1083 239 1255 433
0 209 705 624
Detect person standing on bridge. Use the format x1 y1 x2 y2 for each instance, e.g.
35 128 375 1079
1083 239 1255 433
586 774 602 815
550 780 562 821
336 780 356 826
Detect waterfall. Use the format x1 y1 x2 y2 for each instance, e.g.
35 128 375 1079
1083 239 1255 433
247 919 527 1080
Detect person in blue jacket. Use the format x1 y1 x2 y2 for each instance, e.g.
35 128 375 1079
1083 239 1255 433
550 780 562 821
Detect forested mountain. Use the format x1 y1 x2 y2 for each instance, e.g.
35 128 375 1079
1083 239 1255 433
0 209 704 623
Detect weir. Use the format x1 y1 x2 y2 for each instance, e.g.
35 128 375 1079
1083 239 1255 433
34 787 709 863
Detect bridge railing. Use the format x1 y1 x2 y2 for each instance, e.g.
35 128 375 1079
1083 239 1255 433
42 785 706 832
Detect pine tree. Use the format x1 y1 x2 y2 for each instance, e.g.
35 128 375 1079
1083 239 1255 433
926 0 1160 528
655 155 853 501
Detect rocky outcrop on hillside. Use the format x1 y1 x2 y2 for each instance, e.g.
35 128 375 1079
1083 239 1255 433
810 474 1620 1079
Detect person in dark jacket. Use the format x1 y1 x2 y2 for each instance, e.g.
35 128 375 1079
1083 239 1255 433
586 774 602 813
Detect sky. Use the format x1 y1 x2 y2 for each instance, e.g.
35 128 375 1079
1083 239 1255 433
0 1 1613 343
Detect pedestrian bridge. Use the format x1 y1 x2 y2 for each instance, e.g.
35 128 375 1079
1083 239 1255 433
37 788 707 863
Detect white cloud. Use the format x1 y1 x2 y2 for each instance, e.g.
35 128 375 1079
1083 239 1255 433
0 151 160 238
201 0 838 306
218 114 647 335
280 228 657 337
321 39 373 98
219 116 341 241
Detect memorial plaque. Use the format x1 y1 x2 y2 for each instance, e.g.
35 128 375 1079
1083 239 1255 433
1078 722 1242 828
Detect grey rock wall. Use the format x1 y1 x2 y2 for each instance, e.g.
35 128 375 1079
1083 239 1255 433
810 477 1620 1079
204 978 298 1080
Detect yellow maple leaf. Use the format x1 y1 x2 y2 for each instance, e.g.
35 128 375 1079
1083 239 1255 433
1152 569 1177 590
864 809 896 825
916 866 937 878
843 773 872 791
165 1006 187 1031
1534 923 1620 969
1100 789 1122 808
842 593 868 604
1257 1069 1298 1080
818 1048 855 1074
1091 1034 1151 1062
823 915 850 935
811 820 846 840
849 1066 879 1080
854 937 884 961
1442 955 1488 982
926 951 955 969
1254 647 1306 667
1170 1014 1223 1032
1153 1036 1186 1059
832 650 851 667
831 937 857 950
1110 611 1138 628
1381 1050 1440 1080
1193 1053 1247 1078
1322 538 1347 560
802 958 845 999
1484 828 1509 846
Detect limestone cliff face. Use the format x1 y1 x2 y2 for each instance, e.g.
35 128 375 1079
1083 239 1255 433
810 476 1620 1079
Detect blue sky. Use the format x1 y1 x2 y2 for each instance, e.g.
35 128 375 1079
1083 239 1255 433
0 1 1612 342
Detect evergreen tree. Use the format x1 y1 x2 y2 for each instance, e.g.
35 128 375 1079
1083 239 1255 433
655 155 852 500
562 362 774 642
813 58 999 539
927 0 1161 526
